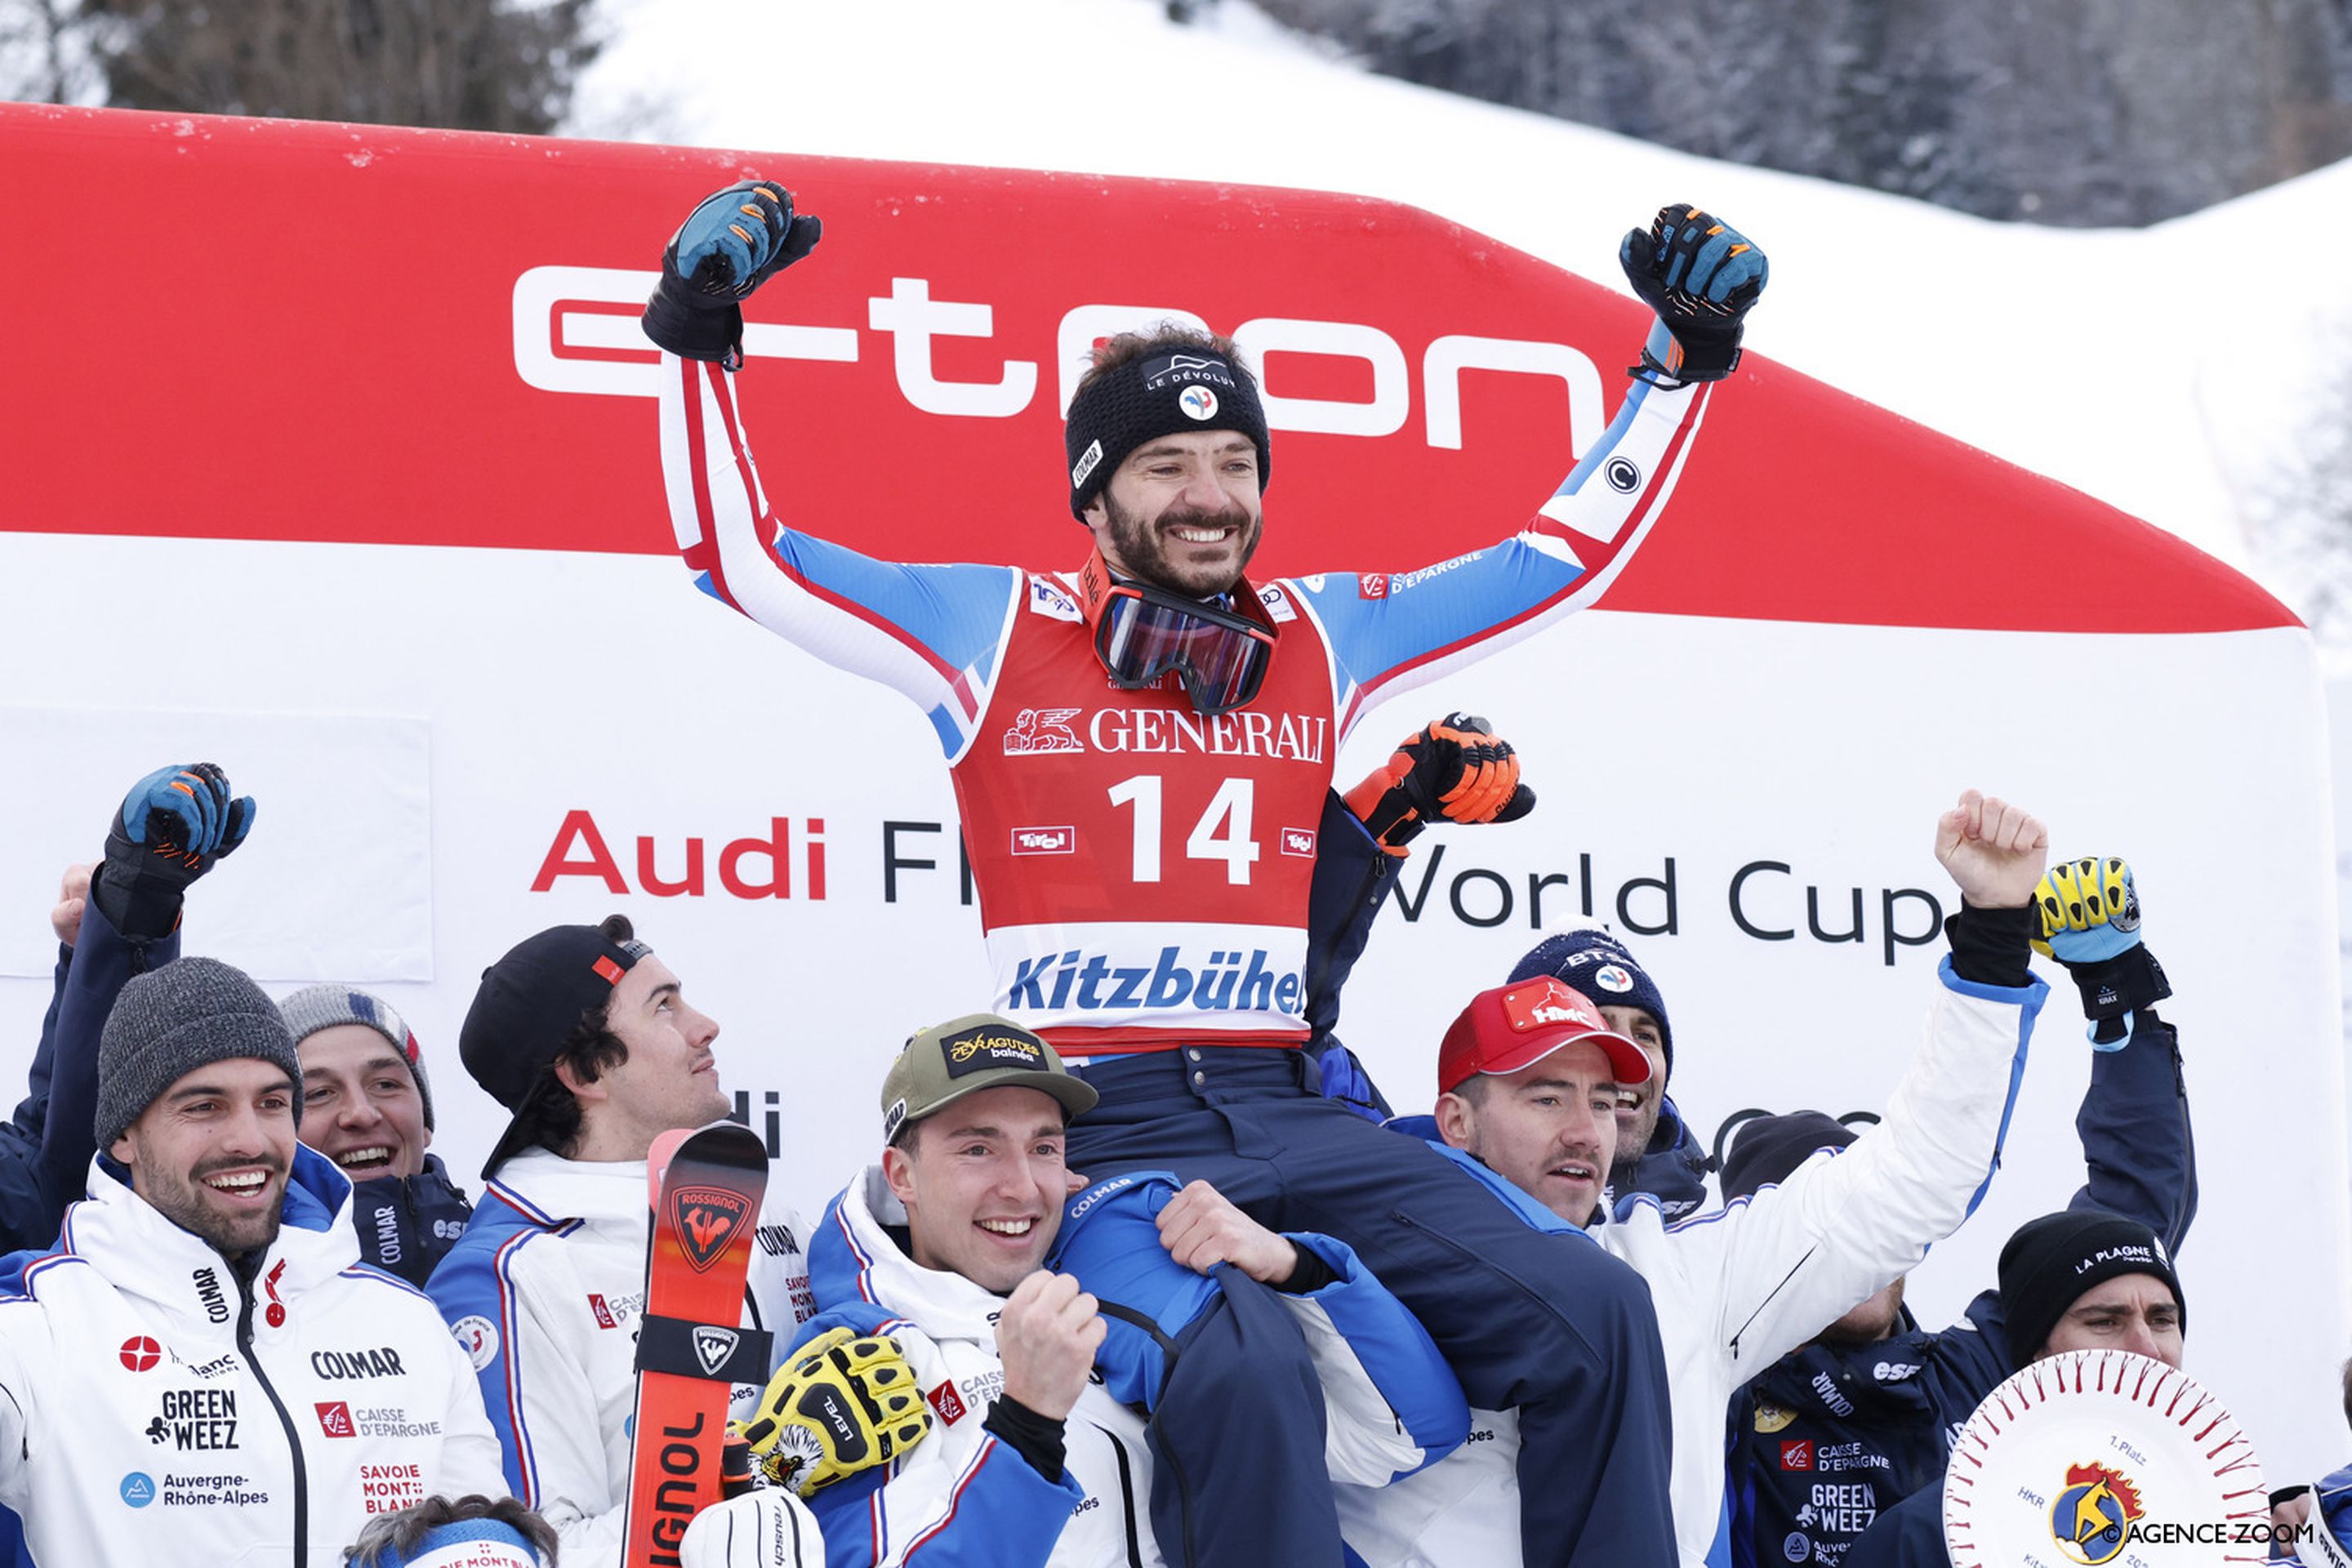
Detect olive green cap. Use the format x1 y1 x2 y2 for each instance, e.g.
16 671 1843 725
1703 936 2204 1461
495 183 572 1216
880 1013 1098 1144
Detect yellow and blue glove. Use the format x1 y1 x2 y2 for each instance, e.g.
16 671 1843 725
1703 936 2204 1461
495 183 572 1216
2032 856 2171 1049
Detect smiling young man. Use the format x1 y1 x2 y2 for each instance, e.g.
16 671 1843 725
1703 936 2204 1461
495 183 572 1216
0 956 504 1564
425 917 842 1568
647 178 1769 1568
1339 790 2057 1568
791 1018 1147 1566
282 986 471 1286
795 1013 1464 1568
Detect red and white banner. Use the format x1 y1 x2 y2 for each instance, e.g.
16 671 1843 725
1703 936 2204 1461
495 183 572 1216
0 105 2342 1477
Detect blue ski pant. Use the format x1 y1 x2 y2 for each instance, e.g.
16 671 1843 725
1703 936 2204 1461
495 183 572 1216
1068 1046 1677 1568
1143 1267 1340 1566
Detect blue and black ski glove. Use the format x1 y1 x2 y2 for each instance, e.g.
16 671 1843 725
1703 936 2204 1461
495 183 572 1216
93 763 256 940
642 180 824 369
2032 855 2170 1049
1619 203 1767 385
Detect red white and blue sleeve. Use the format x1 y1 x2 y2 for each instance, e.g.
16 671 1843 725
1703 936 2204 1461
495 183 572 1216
661 354 1023 760
1292 323 1713 740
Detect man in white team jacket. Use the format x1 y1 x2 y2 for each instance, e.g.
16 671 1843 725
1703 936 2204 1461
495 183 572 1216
429 916 840 1567
1337 789 2053 1567
0 956 506 1564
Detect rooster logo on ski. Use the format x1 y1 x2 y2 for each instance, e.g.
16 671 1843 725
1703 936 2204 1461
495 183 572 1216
669 1186 752 1274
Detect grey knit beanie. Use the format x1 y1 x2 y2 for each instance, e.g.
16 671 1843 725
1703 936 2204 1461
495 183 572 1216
97 957 305 1148
277 984 435 1130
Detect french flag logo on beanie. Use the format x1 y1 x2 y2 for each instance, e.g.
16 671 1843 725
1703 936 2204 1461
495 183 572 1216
1508 926 1673 1078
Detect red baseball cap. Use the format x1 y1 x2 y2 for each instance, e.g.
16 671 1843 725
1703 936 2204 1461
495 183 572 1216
1438 977 1654 1097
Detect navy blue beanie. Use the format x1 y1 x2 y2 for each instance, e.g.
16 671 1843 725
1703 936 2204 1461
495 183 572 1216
1510 928 1672 1078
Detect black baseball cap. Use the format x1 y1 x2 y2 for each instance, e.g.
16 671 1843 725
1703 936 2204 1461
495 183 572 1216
460 920 650 1179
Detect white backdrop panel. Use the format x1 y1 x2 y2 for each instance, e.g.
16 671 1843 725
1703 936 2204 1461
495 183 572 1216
0 528 2341 1478
0 706 431 981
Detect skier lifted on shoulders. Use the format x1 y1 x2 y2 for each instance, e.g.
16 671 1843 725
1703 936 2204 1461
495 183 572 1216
643 180 1769 1566
647 183 1762 1055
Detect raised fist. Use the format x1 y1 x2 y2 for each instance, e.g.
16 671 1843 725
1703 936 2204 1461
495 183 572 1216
1931 790 2047 911
644 179 823 368
93 763 256 940
1619 203 1767 383
2032 856 2143 963
2032 855 2170 1049
672 180 822 300
994 1271 1105 1421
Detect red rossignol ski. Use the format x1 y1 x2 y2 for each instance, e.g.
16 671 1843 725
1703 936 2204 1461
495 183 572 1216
621 1120 771 1568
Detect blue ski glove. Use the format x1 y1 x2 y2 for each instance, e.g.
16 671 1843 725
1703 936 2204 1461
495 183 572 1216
642 180 824 369
1619 203 1767 385
92 763 256 939
2031 855 2170 1049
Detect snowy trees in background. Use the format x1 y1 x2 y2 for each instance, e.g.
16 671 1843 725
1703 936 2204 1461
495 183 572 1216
1235 0 2352 226
0 0 600 133
2246 318 2352 644
0 0 100 103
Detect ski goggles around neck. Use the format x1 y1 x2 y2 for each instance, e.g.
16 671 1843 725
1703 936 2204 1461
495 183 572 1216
1080 556 1278 717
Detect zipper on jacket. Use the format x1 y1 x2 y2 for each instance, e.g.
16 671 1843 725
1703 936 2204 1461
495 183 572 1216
1086 1419 1147 1568
1154 1410 1201 1568
1727 1248 1820 1364
235 1254 310 1566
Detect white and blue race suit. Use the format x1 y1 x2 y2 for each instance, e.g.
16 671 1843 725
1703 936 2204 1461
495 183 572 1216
661 323 1711 1054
